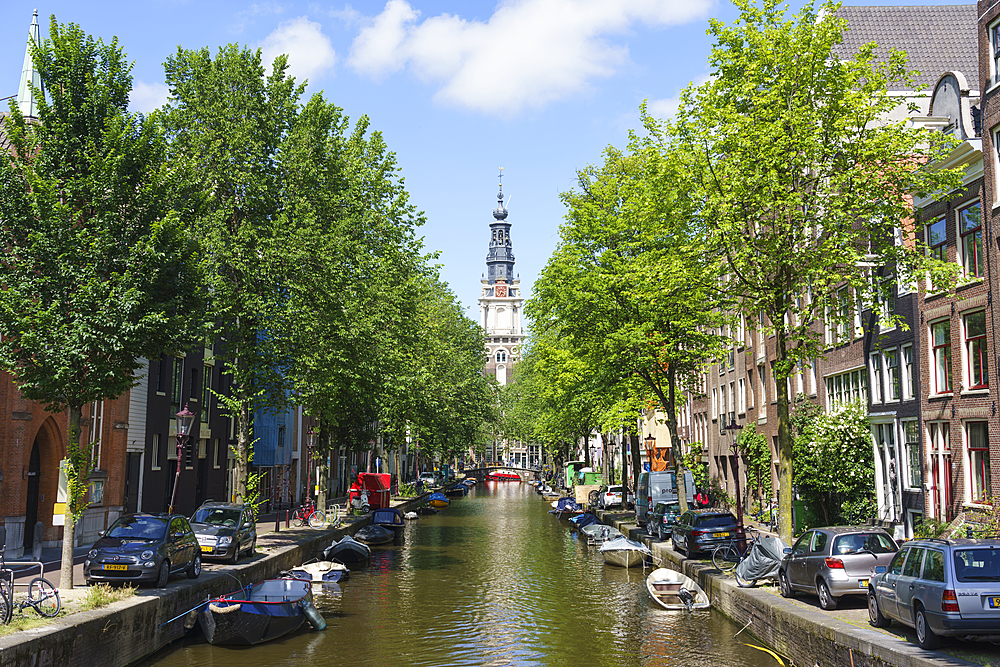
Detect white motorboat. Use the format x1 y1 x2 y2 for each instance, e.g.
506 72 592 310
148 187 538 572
646 568 710 611
599 536 653 568
580 523 622 545
288 559 350 583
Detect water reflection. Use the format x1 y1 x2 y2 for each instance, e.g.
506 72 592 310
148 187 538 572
143 482 775 667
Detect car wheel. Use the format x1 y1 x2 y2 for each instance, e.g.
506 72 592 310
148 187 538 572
228 543 240 565
687 536 697 557
248 538 256 556
817 579 837 610
868 590 890 628
914 606 940 649
657 523 667 542
779 570 795 598
155 560 170 588
187 554 201 579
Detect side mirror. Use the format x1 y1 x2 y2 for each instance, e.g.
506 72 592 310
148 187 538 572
875 566 886 574
243 523 252 529
783 547 792 554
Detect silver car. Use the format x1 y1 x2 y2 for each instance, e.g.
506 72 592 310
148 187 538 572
868 538 1000 649
778 526 898 610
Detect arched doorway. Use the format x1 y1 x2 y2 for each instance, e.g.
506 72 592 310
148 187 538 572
24 440 40 549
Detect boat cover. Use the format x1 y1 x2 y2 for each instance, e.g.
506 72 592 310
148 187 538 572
372 507 405 527
427 492 449 503
554 497 581 512
570 513 599 528
599 536 652 556
733 534 789 581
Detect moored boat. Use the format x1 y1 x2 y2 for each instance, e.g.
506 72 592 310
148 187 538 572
599 536 653 568
444 484 468 497
198 578 324 645
486 469 521 481
354 524 394 546
427 492 450 508
288 560 349 583
580 523 622 545
646 568 710 611
323 535 371 564
372 507 405 531
569 513 600 530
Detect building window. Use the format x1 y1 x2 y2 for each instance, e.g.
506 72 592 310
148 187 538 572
959 202 983 278
496 350 506 363
967 422 990 503
89 480 104 506
870 353 883 403
189 367 199 401
991 18 1000 86
932 320 952 394
738 378 746 414
965 311 988 390
927 215 947 262
901 345 915 400
824 368 867 411
171 357 184 412
747 368 755 408
928 422 952 520
711 388 718 420
151 433 161 470
758 363 766 406
156 355 167 393
214 438 222 469
883 349 900 401
728 382 736 426
89 400 104 470
903 420 921 489
202 367 212 423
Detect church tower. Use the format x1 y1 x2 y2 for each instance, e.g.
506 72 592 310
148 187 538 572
479 170 523 386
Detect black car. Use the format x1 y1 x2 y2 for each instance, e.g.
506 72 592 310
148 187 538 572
84 513 201 587
190 502 257 563
671 509 738 556
646 501 681 540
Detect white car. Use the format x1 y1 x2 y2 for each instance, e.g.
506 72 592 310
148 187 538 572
418 472 437 486
600 485 624 509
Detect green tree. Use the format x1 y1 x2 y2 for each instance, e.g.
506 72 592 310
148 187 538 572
0 18 204 588
161 45 303 503
674 0 963 541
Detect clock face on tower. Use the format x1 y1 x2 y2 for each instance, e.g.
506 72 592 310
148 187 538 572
495 285 508 298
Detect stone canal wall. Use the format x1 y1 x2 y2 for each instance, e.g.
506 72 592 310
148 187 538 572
0 498 424 667
597 511 974 667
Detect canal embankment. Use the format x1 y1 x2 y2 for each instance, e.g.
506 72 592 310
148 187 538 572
0 496 426 667
596 509 982 667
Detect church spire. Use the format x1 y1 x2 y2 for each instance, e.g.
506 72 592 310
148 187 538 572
486 168 515 285
17 9 42 118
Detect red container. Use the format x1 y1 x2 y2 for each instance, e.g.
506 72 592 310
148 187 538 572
358 472 391 510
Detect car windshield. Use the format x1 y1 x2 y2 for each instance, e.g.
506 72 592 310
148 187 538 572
107 516 167 540
192 508 242 526
954 549 1000 582
697 515 735 528
832 532 896 555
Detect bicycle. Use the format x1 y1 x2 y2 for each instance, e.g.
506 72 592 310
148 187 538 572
291 498 326 529
711 526 760 573
0 548 61 623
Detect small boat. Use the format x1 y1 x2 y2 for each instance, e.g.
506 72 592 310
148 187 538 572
198 578 325 645
288 560 350 583
354 524 394 546
372 507 406 531
542 489 560 498
404 511 419 520
427 492 450 508
569 513 600 530
461 478 476 487
444 484 468 497
549 496 584 518
323 535 371 564
580 524 622 545
646 568 710 611
486 469 521 481
599 536 653 568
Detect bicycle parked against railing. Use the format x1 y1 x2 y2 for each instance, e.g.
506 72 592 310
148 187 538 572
0 547 61 623
291 498 326 529
711 526 760 573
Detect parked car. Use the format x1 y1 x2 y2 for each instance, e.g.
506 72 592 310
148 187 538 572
647 501 681 540
419 472 438 486
671 509 738 556
84 513 201 587
599 484 624 510
190 501 257 564
868 537 1000 649
635 470 694 526
779 526 897 610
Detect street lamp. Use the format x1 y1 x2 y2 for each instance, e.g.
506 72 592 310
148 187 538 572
724 419 746 549
306 428 317 497
168 404 196 514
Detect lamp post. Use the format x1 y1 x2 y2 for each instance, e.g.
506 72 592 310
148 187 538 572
168 404 196 514
724 419 746 549
306 428 317 498
644 433 656 469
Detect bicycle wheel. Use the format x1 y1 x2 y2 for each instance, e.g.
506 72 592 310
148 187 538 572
712 544 738 572
308 510 326 529
28 577 60 617
0 587 10 625
291 510 304 528
734 571 757 588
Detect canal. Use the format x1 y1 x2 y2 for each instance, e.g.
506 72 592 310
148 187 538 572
144 482 777 667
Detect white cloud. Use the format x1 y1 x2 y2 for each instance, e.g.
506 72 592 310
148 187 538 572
259 17 337 84
646 74 711 121
347 0 713 116
130 80 169 114
233 2 285 34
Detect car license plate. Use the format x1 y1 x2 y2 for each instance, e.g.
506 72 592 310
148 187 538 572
200 546 213 553
713 532 730 538
858 579 868 589
988 596 1000 609
103 564 128 571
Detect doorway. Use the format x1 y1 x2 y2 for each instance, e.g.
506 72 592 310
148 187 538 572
24 440 40 549
124 453 142 513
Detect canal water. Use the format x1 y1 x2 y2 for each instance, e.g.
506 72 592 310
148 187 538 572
145 482 777 667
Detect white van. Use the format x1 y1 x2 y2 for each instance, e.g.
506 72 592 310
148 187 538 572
635 470 694 526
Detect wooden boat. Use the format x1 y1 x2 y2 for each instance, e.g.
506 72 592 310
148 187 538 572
198 578 325 645
287 560 349 583
486 469 521 481
599 536 653 568
427 492 450 508
354 524 394 546
372 507 405 531
323 535 371 564
646 568 710 611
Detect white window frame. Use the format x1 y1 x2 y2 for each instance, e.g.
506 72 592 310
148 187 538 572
883 348 901 403
990 18 1000 88
965 420 991 504
758 363 767 406
963 310 988 391
870 352 883 403
993 125 1000 205
151 433 161 471
738 378 746 415
901 344 915 400
747 368 755 408
711 388 718 420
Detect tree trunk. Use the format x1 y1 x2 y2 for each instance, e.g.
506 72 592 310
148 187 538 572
621 425 629 494
60 405 83 591
775 327 794 544
316 424 330 511
665 366 690 514
629 432 641 500
235 399 250 503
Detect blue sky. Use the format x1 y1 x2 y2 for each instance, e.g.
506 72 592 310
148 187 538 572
2 0 972 321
